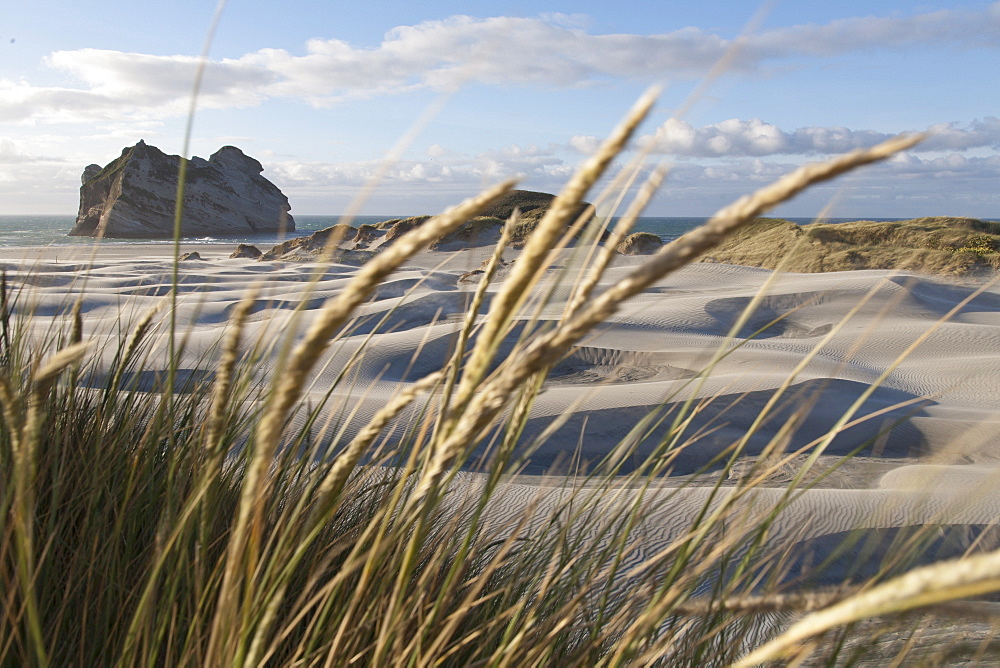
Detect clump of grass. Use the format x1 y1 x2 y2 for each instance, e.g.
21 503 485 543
8 88 998 668
957 234 997 256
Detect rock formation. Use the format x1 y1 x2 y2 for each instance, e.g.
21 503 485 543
230 244 263 259
254 190 598 262
617 232 664 255
476 189 589 223
70 140 293 238
259 223 360 260
478 190 597 247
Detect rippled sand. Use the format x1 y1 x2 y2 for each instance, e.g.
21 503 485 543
5 241 1000 579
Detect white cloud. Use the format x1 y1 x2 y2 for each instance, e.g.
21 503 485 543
3 5 999 124
5 138 1000 216
568 134 601 155
0 138 52 163
0 49 273 124
263 147 1000 217
425 144 454 158
46 49 273 103
647 150 1000 214
746 4 1000 60
635 117 1000 157
880 151 1000 180
264 137 1000 215
269 141 574 197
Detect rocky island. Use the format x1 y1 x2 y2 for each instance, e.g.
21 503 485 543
69 140 293 238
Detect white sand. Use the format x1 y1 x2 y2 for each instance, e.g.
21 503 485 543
4 241 1000 578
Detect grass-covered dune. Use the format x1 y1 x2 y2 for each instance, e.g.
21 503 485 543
702 216 1000 276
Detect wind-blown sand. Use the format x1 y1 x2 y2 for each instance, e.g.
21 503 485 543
4 241 1000 584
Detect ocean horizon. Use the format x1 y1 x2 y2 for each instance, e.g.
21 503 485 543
0 214 979 250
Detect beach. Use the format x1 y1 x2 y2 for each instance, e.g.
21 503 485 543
5 240 1000 576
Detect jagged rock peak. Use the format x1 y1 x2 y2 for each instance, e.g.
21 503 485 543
69 141 294 239
82 164 101 184
209 145 264 174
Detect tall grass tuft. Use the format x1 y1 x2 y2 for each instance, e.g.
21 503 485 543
3 88 997 668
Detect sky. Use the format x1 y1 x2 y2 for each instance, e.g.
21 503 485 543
1 0 999 218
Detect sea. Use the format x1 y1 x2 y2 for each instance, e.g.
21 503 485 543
0 214 927 250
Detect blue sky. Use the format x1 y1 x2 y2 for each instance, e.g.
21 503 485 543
2 1 999 218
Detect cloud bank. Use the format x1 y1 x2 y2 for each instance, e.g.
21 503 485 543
254 147 1000 218
602 117 1000 157
2 4 998 123
4 4 999 216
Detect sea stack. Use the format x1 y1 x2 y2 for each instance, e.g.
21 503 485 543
69 140 294 238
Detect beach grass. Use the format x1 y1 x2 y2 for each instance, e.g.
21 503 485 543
4 86 1000 668
705 216 1000 276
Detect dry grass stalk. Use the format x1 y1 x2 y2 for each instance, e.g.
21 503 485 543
564 162 668 320
24 341 91 450
107 304 163 398
408 90 659 512
449 87 659 423
733 283 1000 667
431 215 514 447
457 218 514 356
204 287 259 453
410 133 925 511
7 341 90 667
256 176 516 463
308 368 446 524
673 587 856 615
0 374 22 437
209 178 516 661
736 548 1000 666
555 133 925 347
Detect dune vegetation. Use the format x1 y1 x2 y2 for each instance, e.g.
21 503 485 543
4 81 1000 668
703 216 1000 276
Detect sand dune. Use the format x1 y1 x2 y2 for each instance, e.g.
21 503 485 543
3 241 1000 580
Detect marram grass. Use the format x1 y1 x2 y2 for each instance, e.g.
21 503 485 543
2 93 998 668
